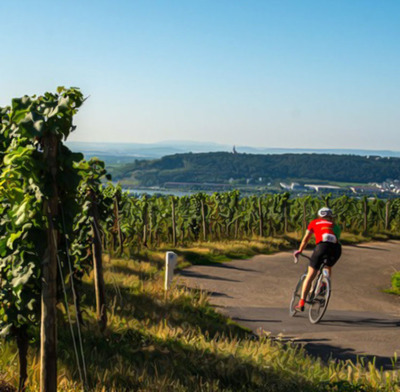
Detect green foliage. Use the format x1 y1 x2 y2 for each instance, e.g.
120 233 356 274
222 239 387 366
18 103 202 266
385 272 400 296
108 191 400 253
110 151 400 185
0 88 84 340
0 88 108 347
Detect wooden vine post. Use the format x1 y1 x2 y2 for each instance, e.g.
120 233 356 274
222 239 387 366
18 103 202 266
200 198 207 241
234 219 239 240
283 199 288 234
302 200 307 233
90 190 107 331
16 325 28 392
363 197 368 233
40 133 59 392
258 197 264 237
142 197 148 247
114 194 123 255
171 197 177 247
385 200 391 231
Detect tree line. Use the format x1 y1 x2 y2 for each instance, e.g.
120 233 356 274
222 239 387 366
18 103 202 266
110 151 400 186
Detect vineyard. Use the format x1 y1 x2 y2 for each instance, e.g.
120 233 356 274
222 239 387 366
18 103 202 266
111 191 400 250
1 88 400 391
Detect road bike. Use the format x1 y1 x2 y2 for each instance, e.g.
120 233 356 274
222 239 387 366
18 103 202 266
289 253 331 324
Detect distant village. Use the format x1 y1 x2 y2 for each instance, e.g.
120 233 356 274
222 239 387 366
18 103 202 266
279 179 400 195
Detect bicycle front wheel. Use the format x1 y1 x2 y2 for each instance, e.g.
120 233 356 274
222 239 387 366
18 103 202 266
308 276 331 324
289 274 306 317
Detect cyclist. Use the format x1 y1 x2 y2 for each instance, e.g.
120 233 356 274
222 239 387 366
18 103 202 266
293 207 341 312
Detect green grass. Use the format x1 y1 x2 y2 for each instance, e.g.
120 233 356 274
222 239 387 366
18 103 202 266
142 232 400 269
1 242 400 391
121 236 296 271
337 231 400 245
385 272 400 296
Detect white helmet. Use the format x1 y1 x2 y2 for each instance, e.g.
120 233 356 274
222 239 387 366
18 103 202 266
318 207 333 217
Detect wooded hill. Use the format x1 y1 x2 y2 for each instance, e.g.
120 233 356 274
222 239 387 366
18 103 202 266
110 152 400 186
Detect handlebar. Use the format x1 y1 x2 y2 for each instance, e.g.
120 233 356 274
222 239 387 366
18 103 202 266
293 252 311 264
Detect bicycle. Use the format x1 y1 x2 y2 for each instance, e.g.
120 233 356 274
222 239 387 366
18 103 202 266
289 253 331 324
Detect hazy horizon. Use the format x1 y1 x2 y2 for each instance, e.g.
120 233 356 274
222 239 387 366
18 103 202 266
67 139 400 152
66 140 400 161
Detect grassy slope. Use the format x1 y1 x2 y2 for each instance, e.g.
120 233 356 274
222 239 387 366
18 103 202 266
1 236 400 391
385 272 400 296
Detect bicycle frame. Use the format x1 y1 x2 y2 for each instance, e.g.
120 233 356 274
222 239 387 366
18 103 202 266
290 252 332 323
297 254 329 303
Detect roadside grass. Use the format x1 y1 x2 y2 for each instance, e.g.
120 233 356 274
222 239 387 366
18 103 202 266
338 231 400 245
1 246 400 391
384 271 400 296
121 237 296 271
163 236 296 268
131 231 400 271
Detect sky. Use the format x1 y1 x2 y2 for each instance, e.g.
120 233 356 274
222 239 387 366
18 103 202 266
1 1 399 150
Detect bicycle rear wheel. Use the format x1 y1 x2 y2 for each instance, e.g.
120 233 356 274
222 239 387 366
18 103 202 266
289 274 306 317
308 276 331 324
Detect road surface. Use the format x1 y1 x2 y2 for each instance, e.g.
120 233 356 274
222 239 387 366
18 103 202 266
178 241 400 369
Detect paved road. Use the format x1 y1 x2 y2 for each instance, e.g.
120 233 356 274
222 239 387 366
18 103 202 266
178 241 400 369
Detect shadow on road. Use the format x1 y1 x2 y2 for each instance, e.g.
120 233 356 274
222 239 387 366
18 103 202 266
179 269 240 282
209 291 233 299
346 244 389 251
321 317 400 328
208 263 256 272
294 338 398 370
222 307 400 371
234 317 282 323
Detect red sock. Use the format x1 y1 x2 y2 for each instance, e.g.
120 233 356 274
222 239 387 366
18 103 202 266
299 299 305 307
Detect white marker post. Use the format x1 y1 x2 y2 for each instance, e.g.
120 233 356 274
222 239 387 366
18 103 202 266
165 251 177 291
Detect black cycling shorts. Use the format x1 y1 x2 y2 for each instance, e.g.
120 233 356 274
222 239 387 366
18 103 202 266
310 242 342 270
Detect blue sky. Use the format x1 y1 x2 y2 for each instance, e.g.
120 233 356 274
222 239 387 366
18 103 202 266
1 1 399 149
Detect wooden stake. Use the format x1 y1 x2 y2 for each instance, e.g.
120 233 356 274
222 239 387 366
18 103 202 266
142 200 148 247
385 200 390 231
114 195 123 256
16 326 28 392
200 199 207 241
90 190 107 331
171 197 176 247
40 134 59 392
302 201 307 233
283 200 288 234
363 198 368 233
258 198 264 237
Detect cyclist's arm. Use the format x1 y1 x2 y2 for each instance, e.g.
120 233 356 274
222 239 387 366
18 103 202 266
298 230 313 253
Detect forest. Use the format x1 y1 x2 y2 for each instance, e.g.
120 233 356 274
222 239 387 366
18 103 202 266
110 152 400 186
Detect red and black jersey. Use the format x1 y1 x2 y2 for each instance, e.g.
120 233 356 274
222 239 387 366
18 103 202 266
307 218 338 244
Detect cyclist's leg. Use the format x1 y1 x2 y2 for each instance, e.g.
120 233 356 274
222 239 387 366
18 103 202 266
324 242 342 278
324 266 332 277
320 266 331 294
301 266 318 300
301 243 326 301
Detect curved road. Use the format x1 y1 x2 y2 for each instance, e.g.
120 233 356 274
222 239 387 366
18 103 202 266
178 241 400 369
